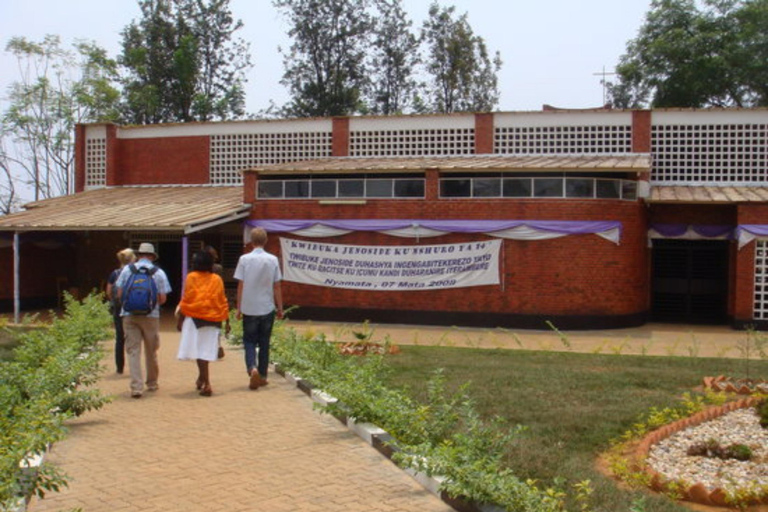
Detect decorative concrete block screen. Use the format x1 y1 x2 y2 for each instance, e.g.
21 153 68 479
651 111 768 185
85 125 107 189
493 111 633 155
755 240 768 320
349 115 475 156
210 125 332 185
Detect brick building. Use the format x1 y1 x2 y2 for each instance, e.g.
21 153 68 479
1 108 767 329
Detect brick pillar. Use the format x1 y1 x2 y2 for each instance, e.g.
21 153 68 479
632 110 652 198
105 124 119 186
243 172 257 205
332 117 350 157
425 169 439 200
74 124 87 193
474 113 494 154
632 110 652 153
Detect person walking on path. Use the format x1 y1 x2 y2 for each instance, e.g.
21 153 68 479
176 250 229 396
204 245 227 359
105 248 135 374
234 228 283 390
115 243 171 398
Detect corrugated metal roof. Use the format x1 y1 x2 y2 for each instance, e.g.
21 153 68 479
648 185 768 203
0 186 250 232
247 154 651 174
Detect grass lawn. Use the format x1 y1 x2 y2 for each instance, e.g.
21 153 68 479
384 346 768 512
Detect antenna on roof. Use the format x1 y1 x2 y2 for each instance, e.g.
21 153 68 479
592 66 617 106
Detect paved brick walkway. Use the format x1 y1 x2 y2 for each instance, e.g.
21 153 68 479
30 325 453 512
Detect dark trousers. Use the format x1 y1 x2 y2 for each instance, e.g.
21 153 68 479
242 312 275 378
112 310 125 372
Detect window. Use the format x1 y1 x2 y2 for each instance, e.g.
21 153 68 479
440 175 637 201
440 179 471 197
257 176 425 199
533 178 563 198
565 178 594 198
503 178 532 197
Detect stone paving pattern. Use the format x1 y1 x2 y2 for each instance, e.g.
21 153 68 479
30 322 453 512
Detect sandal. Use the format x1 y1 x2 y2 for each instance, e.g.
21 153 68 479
199 386 212 397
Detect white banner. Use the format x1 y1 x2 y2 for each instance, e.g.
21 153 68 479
280 238 501 291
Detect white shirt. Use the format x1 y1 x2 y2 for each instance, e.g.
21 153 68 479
234 248 282 316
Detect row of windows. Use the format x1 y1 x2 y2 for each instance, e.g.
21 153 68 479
258 179 425 199
440 177 638 200
257 177 638 201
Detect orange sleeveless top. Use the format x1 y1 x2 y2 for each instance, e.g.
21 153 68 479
179 271 229 322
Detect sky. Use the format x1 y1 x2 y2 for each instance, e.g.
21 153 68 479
0 0 653 114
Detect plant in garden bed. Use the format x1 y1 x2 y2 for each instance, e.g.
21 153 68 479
0 292 112 508
271 325 568 512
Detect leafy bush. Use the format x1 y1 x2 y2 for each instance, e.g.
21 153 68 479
0 292 112 508
758 399 768 429
271 326 563 512
686 439 753 461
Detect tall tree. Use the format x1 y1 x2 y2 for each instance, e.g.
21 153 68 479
367 0 420 115
609 0 768 108
275 0 372 117
3 35 120 202
120 0 251 124
0 138 19 215
421 2 502 113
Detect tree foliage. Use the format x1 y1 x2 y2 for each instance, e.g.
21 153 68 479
421 2 502 114
119 0 251 124
609 0 768 108
274 0 372 117
2 35 120 203
275 0 502 116
367 0 421 115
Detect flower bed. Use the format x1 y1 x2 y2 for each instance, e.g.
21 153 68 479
633 397 766 508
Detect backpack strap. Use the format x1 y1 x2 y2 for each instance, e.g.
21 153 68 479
129 263 138 274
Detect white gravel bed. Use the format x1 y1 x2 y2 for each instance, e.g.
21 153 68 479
647 408 768 492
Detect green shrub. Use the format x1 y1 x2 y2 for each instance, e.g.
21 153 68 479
0 292 112 508
271 325 561 512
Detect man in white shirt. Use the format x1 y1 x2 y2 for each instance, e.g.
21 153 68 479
234 228 283 390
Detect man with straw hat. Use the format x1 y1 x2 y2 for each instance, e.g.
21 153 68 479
116 242 172 398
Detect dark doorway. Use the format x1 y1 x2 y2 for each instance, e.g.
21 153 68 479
157 241 182 309
651 239 729 324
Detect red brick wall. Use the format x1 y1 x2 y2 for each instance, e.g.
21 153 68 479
733 205 768 322
475 113 494 154
74 125 87 193
252 198 649 319
332 117 350 157
115 136 210 185
649 204 737 225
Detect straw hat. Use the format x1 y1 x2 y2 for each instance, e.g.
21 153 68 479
137 242 158 258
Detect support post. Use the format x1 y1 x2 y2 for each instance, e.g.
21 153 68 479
181 236 189 294
13 231 20 324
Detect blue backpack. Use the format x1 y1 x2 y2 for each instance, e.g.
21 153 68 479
122 264 159 315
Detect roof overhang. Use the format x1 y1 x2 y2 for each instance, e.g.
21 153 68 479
0 186 251 233
648 185 768 204
246 154 651 175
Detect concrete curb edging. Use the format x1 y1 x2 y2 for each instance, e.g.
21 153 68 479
633 397 764 507
272 362 501 512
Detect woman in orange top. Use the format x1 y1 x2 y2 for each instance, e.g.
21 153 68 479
176 250 229 396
